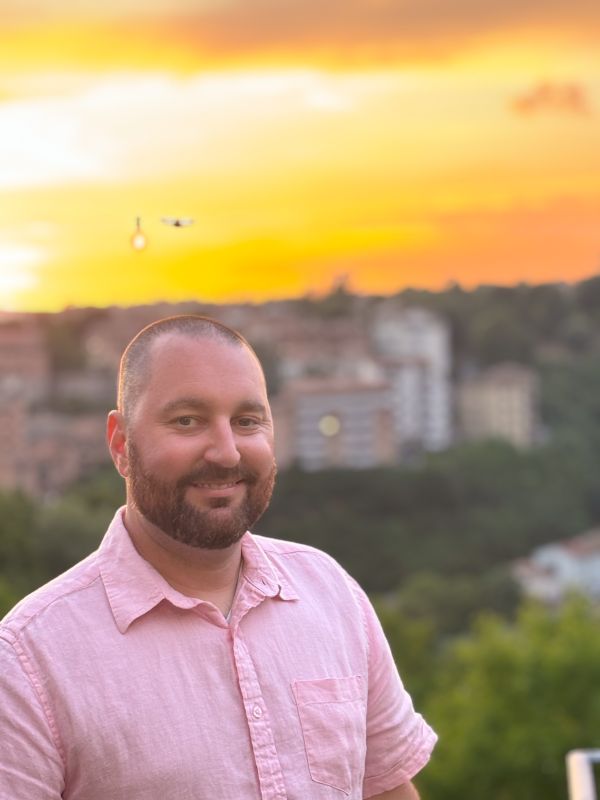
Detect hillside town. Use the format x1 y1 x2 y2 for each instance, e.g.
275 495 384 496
1 292 599 800
0 297 539 498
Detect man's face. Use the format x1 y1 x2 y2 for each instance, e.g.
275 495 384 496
122 334 276 550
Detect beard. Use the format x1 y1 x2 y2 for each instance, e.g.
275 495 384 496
126 442 276 550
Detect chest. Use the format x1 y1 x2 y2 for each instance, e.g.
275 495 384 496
43 601 369 800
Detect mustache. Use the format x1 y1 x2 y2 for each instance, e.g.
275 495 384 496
176 465 256 487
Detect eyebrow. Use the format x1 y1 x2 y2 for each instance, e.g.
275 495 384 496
159 397 269 417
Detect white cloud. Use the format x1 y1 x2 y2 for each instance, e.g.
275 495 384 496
0 90 119 189
305 87 354 112
0 243 42 292
0 69 365 189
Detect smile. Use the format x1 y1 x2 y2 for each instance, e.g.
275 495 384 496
191 481 241 489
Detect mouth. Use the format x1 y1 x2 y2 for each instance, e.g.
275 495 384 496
190 480 243 489
187 479 245 498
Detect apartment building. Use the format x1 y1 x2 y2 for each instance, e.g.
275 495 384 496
458 362 538 448
371 304 453 452
273 379 396 471
272 303 453 468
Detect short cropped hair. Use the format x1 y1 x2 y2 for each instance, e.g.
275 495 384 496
118 315 253 422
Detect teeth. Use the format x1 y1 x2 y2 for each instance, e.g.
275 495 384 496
194 482 237 489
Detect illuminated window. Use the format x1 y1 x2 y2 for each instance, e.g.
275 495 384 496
318 414 341 437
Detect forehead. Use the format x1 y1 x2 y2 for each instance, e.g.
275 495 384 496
140 333 267 408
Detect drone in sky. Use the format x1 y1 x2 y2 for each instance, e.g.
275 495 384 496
161 217 195 227
130 215 196 251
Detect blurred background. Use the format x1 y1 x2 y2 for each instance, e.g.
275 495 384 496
1 1 600 797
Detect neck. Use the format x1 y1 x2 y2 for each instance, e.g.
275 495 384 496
123 505 243 614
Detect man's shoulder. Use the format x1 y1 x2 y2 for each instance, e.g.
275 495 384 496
253 533 338 561
251 534 354 582
0 552 101 641
249 534 369 625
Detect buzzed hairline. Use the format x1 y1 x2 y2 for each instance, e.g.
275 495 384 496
118 315 257 423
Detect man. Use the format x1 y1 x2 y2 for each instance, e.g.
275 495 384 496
0 315 436 799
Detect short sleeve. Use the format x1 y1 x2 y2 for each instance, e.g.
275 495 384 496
0 635 64 799
351 584 437 798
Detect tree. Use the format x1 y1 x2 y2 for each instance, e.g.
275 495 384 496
0 491 42 611
374 603 437 709
30 497 109 580
574 274 600 319
378 568 520 640
419 597 600 800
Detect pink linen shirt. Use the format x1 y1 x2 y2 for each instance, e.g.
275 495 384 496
0 509 436 799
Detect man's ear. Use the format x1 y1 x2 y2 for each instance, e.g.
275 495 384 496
107 410 130 478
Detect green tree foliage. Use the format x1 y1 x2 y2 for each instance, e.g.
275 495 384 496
374 604 437 709
0 491 41 610
40 307 110 374
42 316 88 372
419 597 600 800
540 355 600 445
392 278 591 370
297 275 358 319
249 340 282 397
574 274 600 319
379 568 520 640
374 571 520 709
31 497 111 580
0 577 19 617
257 439 591 594
29 467 124 582
0 469 123 618
62 465 124 513
0 491 37 575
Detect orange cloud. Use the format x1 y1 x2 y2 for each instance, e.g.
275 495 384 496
153 1 600 68
2 1 600 69
512 81 592 116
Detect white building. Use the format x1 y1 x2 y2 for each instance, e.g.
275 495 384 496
514 530 600 604
370 304 453 452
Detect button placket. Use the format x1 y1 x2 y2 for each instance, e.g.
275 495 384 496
231 626 287 800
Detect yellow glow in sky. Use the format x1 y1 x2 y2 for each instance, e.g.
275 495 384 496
1 3 599 311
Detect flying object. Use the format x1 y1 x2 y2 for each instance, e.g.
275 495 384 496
161 217 195 227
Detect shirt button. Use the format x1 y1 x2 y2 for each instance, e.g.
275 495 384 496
252 705 263 719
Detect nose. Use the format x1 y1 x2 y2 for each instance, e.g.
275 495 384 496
203 420 241 468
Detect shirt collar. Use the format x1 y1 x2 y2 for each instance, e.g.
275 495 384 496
240 532 299 603
98 508 298 634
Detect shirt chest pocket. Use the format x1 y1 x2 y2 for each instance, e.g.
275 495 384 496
293 676 366 795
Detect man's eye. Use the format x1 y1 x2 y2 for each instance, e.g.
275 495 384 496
237 417 259 428
176 416 195 427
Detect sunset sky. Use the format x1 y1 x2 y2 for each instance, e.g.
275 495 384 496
1 0 599 311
